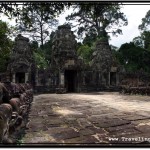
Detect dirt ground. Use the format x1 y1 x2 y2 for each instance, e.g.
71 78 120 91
21 92 150 146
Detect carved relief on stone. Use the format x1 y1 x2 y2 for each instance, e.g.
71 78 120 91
51 24 79 70
91 39 112 73
8 34 33 73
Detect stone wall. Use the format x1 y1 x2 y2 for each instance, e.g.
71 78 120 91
4 27 120 93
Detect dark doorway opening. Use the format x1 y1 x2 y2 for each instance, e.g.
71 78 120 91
110 72 116 86
65 70 77 92
16 72 25 83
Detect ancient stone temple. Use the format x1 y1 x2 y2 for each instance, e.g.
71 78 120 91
7 34 34 84
90 39 119 87
51 24 83 92
5 25 121 93
48 25 121 93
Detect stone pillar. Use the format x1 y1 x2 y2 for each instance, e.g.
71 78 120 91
60 72 64 87
35 70 39 86
25 73 29 83
98 71 101 85
109 72 110 86
12 74 16 83
102 73 106 85
77 71 80 93
83 72 85 85
116 73 119 86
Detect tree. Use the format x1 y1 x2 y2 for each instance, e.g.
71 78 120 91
30 41 48 69
116 42 150 73
66 2 128 40
142 31 150 50
133 36 144 48
77 44 93 64
0 2 66 47
82 28 97 47
0 2 66 21
30 31 55 69
139 10 150 31
0 2 20 18
133 31 150 50
40 31 55 65
33 51 48 70
18 3 63 46
0 20 13 72
133 10 150 50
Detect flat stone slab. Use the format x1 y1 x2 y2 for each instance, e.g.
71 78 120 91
78 128 95 136
51 128 80 140
21 93 150 145
109 128 141 137
121 115 150 121
135 125 150 133
64 135 99 144
87 126 107 135
92 118 131 128
106 124 135 133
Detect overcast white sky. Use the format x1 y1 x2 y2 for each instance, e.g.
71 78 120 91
109 4 150 48
1 4 150 48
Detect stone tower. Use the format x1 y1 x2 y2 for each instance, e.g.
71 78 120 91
7 34 33 83
91 38 113 86
51 24 83 92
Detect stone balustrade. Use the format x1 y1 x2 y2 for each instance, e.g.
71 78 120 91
120 86 150 95
0 82 33 144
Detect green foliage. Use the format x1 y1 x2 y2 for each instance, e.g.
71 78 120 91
141 31 150 50
33 50 48 69
0 2 66 21
77 44 93 64
40 31 54 65
31 31 54 69
138 10 150 51
30 40 48 69
0 2 20 18
116 42 150 73
30 41 39 51
0 20 13 72
133 31 150 50
17 3 63 46
83 28 97 47
139 10 150 31
133 36 144 48
0 2 66 47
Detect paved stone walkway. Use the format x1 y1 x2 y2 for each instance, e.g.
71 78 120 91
21 92 150 146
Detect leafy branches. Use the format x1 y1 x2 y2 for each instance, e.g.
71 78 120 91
139 10 150 31
0 20 13 72
66 2 128 39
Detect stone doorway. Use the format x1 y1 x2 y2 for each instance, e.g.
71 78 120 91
15 72 25 83
65 70 77 92
110 72 116 86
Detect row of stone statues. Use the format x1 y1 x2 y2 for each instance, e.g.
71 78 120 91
121 86 150 95
0 81 33 144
